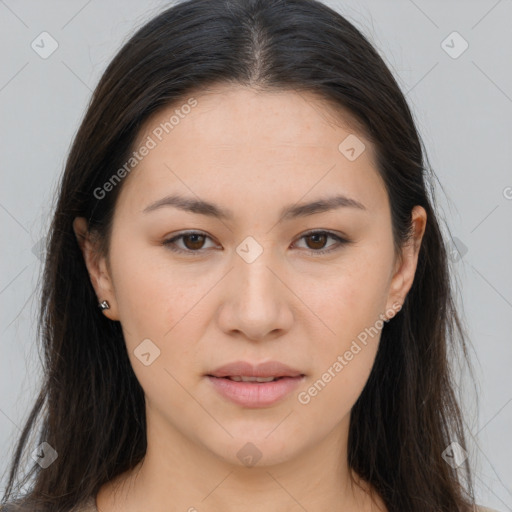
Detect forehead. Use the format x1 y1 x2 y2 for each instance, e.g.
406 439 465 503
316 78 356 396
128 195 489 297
136 84 371 152
117 84 387 218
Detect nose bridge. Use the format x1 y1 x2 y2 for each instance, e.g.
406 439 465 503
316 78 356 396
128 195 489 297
234 239 282 309
218 237 292 340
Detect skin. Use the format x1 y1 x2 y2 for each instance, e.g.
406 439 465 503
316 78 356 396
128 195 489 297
74 84 426 512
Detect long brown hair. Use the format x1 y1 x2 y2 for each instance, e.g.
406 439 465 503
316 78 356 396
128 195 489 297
1 0 477 510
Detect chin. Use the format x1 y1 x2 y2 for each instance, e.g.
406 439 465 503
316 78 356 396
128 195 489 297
204 432 304 469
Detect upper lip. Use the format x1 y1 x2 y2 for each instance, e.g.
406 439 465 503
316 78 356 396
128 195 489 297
207 361 304 378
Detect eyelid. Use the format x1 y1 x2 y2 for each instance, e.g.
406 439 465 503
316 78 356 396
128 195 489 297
162 230 219 254
292 229 350 255
162 229 351 256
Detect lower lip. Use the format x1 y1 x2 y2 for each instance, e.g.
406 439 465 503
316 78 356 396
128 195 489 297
206 375 304 408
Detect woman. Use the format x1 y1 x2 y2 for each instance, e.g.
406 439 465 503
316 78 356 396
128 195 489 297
0 0 498 510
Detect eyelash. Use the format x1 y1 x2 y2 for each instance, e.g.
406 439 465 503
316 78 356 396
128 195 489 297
162 230 350 256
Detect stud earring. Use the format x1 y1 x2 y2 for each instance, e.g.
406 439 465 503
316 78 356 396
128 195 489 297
98 300 110 310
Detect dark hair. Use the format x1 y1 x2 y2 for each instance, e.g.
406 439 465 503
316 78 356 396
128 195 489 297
1 0 477 510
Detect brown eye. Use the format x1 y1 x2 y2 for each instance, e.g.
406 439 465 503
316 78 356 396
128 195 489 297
181 233 207 250
294 230 350 255
304 232 329 250
162 231 217 254
163 230 350 257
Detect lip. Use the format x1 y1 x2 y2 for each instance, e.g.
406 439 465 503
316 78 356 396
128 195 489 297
208 360 304 379
206 361 305 408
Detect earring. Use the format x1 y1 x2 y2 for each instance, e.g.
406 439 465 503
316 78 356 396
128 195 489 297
98 300 110 310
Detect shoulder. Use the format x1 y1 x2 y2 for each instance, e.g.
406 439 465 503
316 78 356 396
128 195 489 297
475 505 501 512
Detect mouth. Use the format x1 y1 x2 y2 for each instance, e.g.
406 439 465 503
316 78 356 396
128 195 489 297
206 361 306 408
206 375 305 408
207 360 304 379
215 375 291 382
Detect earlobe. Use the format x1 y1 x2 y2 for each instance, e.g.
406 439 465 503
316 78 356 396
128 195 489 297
72 217 120 321
386 206 427 313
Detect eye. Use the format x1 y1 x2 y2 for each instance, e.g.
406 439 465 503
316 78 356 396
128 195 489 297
162 230 351 256
162 231 218 255
293 230 350 255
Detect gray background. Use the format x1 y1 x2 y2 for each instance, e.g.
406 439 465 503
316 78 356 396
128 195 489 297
0 0 511 509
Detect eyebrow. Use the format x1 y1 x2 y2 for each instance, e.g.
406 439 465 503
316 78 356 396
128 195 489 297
142 193 367 221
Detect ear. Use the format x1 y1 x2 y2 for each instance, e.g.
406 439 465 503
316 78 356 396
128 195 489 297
385 205 427 318
73 217 120 321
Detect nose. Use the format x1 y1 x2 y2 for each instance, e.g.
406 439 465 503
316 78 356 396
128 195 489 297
216 251 294 342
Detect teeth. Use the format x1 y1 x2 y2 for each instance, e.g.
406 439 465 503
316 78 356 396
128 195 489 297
228 376 278 382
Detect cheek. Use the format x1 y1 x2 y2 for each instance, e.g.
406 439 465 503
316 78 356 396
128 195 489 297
293 345 377 446
306 250 393 344
108 235 199 340
294 274 386 432
108 236 213 389
294 245 393 408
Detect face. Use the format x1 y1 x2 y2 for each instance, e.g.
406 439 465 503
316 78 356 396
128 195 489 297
75 84 425 469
